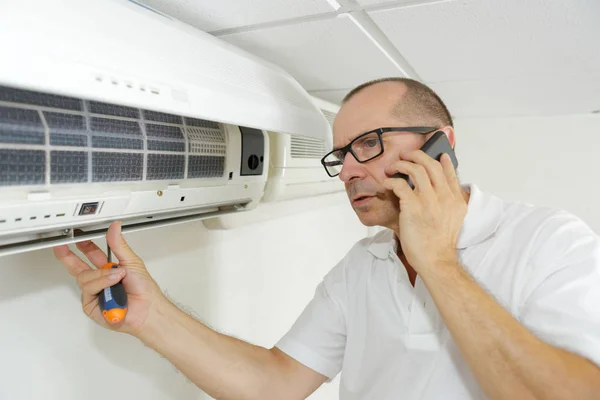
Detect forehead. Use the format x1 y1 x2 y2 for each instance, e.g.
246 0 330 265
332 81 409 148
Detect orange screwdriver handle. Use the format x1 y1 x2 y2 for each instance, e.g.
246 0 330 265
98 262 128 324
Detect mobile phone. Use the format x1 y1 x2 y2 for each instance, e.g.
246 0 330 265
393 130 459 188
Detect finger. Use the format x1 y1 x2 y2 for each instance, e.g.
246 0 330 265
440 153 462 197
53 245 93 277
77 267 127 288
401 150 449 192
106 221 142 266
75 239 109 269
383 176 417 204
386 159 434 196
81 269 127 306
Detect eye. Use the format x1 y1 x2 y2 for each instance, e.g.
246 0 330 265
336 149 347 158
328 149 346 162
355 137 378 149
364 139 378 148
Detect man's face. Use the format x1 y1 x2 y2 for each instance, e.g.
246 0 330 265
332 82 432 230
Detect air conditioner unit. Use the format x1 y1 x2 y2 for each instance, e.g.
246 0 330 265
202 96 347 230
261 96 343 203
0 0 331 256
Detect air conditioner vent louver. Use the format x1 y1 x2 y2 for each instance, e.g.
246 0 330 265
290 136 326 159
0 85 227 187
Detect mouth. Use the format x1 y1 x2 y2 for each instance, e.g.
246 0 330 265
352 194 375 206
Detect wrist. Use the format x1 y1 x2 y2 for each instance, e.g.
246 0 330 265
417 252 462 281
134 295 179 345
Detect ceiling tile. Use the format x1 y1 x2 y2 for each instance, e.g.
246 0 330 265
137 0 336 32
430 70 600 118
219 15 403 91
354 0 435 6
369 0 600 83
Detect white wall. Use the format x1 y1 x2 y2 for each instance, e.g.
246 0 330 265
0 192 368 400
453 113 600 233
2 113 599 400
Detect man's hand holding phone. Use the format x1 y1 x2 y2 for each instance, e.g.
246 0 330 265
383 142 467 277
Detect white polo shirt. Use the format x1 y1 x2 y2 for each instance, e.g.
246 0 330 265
276 183 600 399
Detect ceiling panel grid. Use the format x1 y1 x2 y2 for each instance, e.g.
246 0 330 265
219 14 404 91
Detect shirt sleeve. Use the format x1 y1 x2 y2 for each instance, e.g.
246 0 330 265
520 213 600 368
275 260 347 380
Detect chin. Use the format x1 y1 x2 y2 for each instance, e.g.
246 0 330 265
353 209 383 227
353 202 397 229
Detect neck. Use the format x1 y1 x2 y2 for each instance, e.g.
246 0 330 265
394 235 418 287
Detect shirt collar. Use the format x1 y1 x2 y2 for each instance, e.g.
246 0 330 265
367 183 504 259
456 183 504 249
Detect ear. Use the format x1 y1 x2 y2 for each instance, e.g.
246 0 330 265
438 126 456 148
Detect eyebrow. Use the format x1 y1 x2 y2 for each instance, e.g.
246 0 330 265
333 129 369 149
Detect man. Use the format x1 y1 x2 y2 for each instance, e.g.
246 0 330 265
54 78 600 399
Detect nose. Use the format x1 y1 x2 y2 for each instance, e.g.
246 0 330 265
338 151 364 183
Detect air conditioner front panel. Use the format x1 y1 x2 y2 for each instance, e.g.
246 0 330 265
0 181 262 238
0 0 330 141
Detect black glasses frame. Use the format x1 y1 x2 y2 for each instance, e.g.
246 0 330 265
320 126 438 177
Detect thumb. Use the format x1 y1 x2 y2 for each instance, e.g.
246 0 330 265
106 221 141 265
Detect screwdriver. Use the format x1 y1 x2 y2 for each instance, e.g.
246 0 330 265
98 243 128 324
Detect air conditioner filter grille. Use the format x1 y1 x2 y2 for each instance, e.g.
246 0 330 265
0 149 45 186
51 150 88 183
0 85 227 187
0 86 83 110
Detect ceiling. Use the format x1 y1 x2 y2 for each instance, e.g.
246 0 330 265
137 0 600 119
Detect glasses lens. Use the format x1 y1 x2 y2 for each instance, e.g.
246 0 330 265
323 150 344 176
351 131 381 161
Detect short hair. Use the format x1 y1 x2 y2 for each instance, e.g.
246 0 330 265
342 77 454 128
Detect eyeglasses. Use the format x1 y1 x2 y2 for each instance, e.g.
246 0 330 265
320 126 437 177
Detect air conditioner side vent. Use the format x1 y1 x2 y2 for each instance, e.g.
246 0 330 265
321 109 336 130
290 136 326 159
